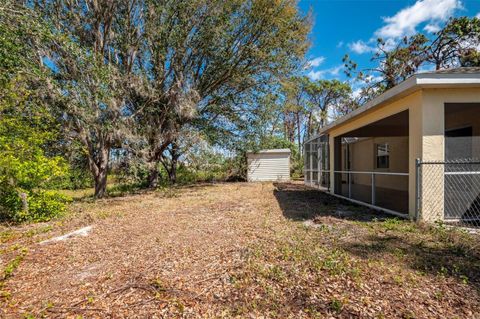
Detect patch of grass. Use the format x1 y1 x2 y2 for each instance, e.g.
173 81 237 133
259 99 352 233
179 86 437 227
25 225 53 238
95 210 111 220
401 310 416 319
57 188 94 200
0 246 28 300
151 278 167 292
263 265 286 282
381 218 417 233
106 183 143 198
329 298 344 314
392 275 405 286
155 186 179 198
2 247 28 281
0 230 16 243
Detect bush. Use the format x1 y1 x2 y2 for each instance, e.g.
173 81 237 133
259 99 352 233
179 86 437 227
0 189 71 222
174 165 228 185
114 158 151 188
43 166 93 190
26 190 71 222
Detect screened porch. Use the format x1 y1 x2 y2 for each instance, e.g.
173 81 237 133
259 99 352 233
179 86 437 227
304 110 409 216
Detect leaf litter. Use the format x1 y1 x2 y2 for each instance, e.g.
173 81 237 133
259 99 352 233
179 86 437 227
0 182 479 318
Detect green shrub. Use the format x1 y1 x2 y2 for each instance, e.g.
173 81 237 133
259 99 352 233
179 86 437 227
45 166 93 190
0 189 71 222
114 159 151 188
26 190 71 222
174 165 227 184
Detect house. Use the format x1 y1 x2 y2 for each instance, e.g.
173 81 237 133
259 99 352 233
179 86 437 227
304 67 480 223
247 149 291 182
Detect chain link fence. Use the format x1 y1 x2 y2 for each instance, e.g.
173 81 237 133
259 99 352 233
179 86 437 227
417 159 480 228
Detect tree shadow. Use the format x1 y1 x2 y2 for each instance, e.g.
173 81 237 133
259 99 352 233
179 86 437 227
272 182 390 222
342 230 480 290
273 182 480 291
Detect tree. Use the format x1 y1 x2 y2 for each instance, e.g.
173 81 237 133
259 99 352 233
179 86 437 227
305 79 352 130
133 0 310 187
0 2 69 221
427 17 480 70
281 76 312 154
24 0 310 192
460 48 480 67
343 17 480 106
54 52 129 198
280 77 353 155
34 0 144 197
343 34 428 96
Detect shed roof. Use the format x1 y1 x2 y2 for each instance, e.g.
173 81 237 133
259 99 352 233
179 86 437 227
306 67 480 143
247 148 291 155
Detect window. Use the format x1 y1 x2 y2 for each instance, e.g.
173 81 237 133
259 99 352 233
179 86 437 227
376 143 389 169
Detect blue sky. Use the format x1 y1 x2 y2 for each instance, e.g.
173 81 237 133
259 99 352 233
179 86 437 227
299 0 480 82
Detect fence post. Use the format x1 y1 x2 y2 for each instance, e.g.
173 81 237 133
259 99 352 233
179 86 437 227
415 158 421 221
371 173 375 205
348 172 352 198
318 143 321 187
310 146 313 186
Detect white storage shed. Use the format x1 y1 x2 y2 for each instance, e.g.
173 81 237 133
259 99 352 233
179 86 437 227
247 149 291 182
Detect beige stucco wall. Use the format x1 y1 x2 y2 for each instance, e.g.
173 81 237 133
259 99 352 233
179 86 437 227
420 88 480 221
421 87 480 160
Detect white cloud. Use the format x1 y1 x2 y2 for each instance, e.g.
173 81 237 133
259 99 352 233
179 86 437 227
329 65 343 77
307 70 325 81
476 12 480 19
349 40 375 54
365 74 384 84
348 0 462 55
336 41 345 48
307 65 344 80
424 23 441 33
375 0 462 39
351 88 362 99
306 56 325 68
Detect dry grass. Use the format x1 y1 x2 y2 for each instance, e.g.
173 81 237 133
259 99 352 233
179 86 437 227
0 182 479 318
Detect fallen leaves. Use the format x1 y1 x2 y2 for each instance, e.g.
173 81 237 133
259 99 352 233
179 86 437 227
0 182 478 318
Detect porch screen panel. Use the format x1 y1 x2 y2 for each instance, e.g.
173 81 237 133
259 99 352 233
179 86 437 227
334 110 409 215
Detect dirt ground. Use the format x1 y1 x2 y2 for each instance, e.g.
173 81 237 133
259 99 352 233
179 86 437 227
1 182 480 318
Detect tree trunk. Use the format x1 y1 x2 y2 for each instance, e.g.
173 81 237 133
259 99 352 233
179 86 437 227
296 112 302 156
90 145 110 199
147 166 160 188
94 170 108 198
168 164 177 183
167 142 179 184
147 139 172 188
19 192 28 213
77 127 111 199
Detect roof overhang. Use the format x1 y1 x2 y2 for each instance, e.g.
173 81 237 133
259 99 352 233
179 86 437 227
306 71 480 143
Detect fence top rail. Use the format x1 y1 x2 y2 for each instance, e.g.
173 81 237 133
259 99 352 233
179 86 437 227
333 170 408 176
419 159 480 165
445 171 480 175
